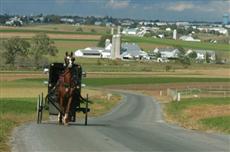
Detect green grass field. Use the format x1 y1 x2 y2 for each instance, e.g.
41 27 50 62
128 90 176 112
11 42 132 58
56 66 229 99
2 77 229 88
83 77 230 86
165 97 230 133
123 36 230 52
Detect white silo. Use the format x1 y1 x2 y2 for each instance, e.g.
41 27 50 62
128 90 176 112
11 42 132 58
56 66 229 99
173 29 177 40
105 39 110 48
117 26 121 34
115 34 121 58
111 26 121 59
111 35 116 59
111 28 114 35
111 35 121 59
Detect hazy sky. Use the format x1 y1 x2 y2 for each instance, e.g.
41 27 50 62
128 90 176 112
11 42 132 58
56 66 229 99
1 0 230 22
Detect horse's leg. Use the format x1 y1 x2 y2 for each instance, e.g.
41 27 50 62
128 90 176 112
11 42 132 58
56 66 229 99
64 92 73 125
58 112 63 125
58 96 64 125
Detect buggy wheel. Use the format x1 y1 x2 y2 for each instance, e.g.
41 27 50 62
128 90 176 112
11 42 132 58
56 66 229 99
36 99 41 124
84 95 89 126
36 95 43 124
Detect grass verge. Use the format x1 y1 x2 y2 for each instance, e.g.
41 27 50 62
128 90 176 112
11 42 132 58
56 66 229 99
165 97 230 133
199 116 230 133
0 98 36 152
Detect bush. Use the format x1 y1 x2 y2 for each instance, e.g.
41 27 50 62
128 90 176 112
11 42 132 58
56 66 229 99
91 29 96 33
97 59 102 65
179 56 191 66
165 65 172 72
76 27 83 32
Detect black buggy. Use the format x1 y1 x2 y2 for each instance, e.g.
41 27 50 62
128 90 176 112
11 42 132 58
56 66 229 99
36 62 90 125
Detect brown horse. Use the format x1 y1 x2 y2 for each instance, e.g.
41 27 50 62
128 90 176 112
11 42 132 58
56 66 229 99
57 52 76 125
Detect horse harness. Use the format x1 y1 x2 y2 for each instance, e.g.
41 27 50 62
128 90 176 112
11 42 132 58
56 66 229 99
59 68 79 92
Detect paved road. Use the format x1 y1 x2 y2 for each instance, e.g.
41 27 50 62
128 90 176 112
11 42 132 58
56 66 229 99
11 92 230 152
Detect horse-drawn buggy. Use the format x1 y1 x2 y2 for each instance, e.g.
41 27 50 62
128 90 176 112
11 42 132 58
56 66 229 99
36 52 90 125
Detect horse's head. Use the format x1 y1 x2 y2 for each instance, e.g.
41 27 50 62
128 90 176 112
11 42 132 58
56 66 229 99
64 52 75 68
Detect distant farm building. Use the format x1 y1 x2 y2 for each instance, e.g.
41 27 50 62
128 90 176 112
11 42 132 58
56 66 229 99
74 47 104 58
5 17 23 26
121 43 149 59
122 28 138 35
179 35 201 42
153 48 180 59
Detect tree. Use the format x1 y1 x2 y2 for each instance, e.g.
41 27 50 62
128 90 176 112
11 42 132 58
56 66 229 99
188 51 197 59
97 35 112 47
3 37 30 66
177 46 191 66
177 46 186 55
44 15 60 23
31 33 58 67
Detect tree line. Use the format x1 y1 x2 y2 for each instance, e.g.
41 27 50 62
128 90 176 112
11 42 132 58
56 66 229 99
1 33 58 69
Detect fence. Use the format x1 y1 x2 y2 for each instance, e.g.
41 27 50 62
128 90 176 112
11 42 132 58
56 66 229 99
166 85 230 101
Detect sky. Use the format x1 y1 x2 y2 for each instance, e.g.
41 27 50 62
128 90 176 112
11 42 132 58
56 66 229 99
0 0 230 22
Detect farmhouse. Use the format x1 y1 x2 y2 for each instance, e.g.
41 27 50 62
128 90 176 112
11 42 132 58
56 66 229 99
5 17 23 26
179 35 201 42
74 47 104 58
122 28 138 35
153 48 180 59
121 43 149 59
60 18 74 23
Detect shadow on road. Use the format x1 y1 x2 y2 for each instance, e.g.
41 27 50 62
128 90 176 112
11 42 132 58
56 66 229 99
39 121 110 127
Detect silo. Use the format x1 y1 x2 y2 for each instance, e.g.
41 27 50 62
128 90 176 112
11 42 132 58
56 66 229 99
111 35 121 59
173 29 177 40
105 39 110 48
111 28 114 35
117 26 121 34
111 35 116 59
115 34 121 58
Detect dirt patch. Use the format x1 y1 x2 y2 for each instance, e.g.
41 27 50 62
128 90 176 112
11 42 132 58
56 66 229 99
185 105 230 121
0 73 46 81
0 87 47 98
55 41 98 49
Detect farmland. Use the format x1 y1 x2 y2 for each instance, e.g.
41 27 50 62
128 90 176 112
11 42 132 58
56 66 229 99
0 24 229 53
0 24 230 151
0 24 110 34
